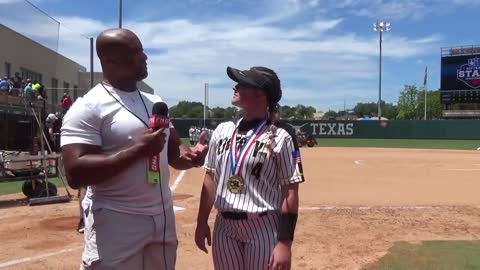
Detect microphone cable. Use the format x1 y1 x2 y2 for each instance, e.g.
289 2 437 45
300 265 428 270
158 159 168 270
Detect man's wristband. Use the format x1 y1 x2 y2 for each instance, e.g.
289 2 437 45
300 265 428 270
277 212 298 241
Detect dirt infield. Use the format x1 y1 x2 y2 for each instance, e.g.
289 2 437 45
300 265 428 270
1 147 480 269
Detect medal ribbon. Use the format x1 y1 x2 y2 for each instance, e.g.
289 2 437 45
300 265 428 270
229 118 268 175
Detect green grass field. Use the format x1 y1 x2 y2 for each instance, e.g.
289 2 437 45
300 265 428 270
0 177 64 196
315 139 479 150
183 137 479 150
365 241 480 270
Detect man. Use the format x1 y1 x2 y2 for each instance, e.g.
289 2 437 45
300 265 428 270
61 93 72 114
189 126 195 145
38 84 47 100
23 79 34 102
45 113 59 152
61 28 208 270
0 77 9 93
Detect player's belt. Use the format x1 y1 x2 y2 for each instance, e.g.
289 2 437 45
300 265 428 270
220 211 269 220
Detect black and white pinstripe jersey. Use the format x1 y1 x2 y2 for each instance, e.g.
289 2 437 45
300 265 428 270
204 119 305 213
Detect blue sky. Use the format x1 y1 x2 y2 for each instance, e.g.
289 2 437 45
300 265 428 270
1 0 479 111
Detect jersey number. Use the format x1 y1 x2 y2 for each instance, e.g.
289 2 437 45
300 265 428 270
252 163 263 179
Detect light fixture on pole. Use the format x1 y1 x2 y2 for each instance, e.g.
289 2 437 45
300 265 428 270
373 21 390 120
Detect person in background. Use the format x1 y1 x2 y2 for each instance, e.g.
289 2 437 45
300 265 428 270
189 126 195 145
61 93 73 114
0 77 9 94
24 79 35 103
38 84 47 100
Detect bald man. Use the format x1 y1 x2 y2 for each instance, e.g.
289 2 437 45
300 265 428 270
61 28 208 270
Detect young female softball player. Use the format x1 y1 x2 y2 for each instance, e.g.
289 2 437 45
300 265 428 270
195 66 305 270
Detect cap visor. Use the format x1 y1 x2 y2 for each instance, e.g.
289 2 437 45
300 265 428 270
227 66 259 88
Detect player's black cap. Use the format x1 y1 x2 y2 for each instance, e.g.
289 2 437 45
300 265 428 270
227 66 282 105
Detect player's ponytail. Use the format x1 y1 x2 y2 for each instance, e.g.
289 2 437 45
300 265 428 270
266 103 280 158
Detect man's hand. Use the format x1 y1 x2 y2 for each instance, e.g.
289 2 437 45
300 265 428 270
194 222 211 253
136 129 166 157
268 241 292 270
181 131 209 167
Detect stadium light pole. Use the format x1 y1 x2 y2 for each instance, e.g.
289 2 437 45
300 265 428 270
373 21 390 120
204 83 209 128
118 0 123 28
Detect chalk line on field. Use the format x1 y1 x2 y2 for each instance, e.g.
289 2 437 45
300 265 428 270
443 168 480 172
0 246 83 268
170 170 187 192
174 206 185 212
354 160 365 166
299 205 458 211
170 170 187 212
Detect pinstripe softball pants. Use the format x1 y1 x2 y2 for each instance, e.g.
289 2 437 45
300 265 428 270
213 212 279 270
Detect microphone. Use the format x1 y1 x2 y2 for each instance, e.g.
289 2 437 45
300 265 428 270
147 102 169 185
149 102 169 131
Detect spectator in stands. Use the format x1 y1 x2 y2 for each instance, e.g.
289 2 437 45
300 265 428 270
32 81 41 91
38 84 47 100
32 81 40 100
8 78 14 95
0 77 9 94
61 93 73 113
24 79 35 102
12 77 22 96
45 113 61 153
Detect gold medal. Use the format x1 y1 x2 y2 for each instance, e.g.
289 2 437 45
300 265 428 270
227 175 244 193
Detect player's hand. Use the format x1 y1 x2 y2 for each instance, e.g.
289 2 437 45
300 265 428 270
183 131 209 167
194 222 211 253
136 129 166 157
268 241 292 270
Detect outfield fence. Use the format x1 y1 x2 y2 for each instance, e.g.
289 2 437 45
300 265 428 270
171 119 480 140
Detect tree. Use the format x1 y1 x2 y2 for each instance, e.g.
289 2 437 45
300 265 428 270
337 110 348 117
353 102 377 118
224 106 238 119
170 101 204 118
323 110 337 120
417 90 443 119
304 106 317 119
382 102 398 120
280 105 296 119
397 85 420 120
211 107 226 118
295 104 316 119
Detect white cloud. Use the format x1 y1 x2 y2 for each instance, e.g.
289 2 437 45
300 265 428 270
1 0 444 110
323 0 476 20
311 19 343 32
48 12 442 110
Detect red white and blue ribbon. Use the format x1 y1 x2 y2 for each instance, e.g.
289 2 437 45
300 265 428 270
229 118 268 175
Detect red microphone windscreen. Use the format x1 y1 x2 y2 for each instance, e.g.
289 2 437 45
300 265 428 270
149 102 169 130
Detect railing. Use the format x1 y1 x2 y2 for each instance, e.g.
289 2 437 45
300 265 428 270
0 93 62 113
441 45 480 57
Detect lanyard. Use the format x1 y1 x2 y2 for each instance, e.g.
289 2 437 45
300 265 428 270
101 82 150 128
229 118 268 175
